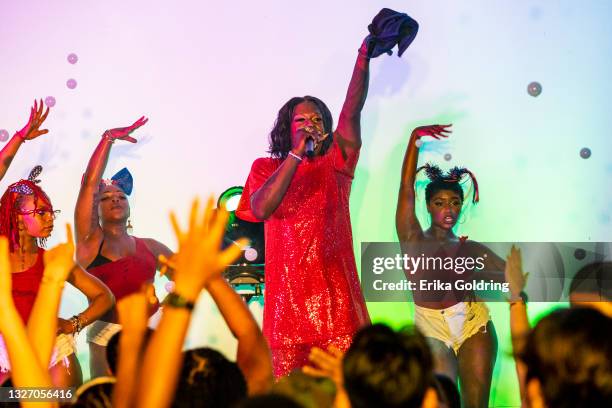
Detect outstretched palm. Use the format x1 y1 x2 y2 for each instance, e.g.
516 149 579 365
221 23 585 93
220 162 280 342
105 116 148 143
505 245 529 299
16 99 50 140
412 124 452 140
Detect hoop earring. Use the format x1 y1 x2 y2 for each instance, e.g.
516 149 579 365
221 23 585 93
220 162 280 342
127 219 133 233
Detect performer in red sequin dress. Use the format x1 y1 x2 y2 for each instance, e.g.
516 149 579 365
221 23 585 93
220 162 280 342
237 38 374 377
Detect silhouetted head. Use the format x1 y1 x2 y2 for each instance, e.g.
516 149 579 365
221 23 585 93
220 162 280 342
520 307 612 408
343 324 438 408
173 347 247 407
73 377 116 408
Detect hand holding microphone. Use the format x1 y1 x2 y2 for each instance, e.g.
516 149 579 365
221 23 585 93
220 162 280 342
294 126 329 159
305 137 315 158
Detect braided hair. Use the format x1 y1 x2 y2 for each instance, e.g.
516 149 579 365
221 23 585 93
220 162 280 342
0 166 54 251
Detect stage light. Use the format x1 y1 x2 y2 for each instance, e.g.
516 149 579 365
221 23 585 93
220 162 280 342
217 186 265 265
217 186 243 211
218 186 265 302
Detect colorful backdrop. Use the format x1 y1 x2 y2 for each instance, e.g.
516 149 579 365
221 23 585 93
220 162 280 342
1 1 611 406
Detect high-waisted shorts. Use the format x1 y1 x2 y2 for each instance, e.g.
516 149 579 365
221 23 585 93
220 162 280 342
86 308 163 347
86 320 122 347
414 301 491 354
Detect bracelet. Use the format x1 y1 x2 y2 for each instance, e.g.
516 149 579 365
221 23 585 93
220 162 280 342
509 299 524 307
163 292 195 311
102 131 115 143
508 291 528 306
288 151 303 162
69 315 83 334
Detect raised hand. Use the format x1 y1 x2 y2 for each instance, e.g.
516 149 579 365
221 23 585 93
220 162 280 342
169 197 246 301
15 99 50 141
303 345 344 386
104 116 148 143
42 224 76 284
158 253 176 277
505 245 529 301
293 126 329 157
412 124 452 140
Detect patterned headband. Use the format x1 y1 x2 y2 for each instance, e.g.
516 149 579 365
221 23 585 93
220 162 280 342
8 165 43 195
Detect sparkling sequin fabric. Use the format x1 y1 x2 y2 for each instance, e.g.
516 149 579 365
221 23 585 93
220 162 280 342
237 141 370 377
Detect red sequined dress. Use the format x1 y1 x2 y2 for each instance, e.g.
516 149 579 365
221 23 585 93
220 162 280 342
237 140 370 377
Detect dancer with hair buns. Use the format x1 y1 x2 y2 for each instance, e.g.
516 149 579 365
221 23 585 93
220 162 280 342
396 124 506 408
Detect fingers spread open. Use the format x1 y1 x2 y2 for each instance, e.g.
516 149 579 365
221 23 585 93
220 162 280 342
169 211 183 244
217 238 246 267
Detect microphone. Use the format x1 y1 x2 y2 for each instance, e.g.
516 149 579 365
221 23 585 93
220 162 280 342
305 138 315 158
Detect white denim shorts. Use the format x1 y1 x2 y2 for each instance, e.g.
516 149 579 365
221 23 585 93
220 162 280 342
414 301 491 354
86 320 122 347
86 308 162 346
0 333 75 372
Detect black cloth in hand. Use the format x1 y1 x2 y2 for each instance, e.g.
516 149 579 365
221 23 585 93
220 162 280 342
365 8 419 58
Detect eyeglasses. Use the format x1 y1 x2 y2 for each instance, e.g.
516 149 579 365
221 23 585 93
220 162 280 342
17 209 61 219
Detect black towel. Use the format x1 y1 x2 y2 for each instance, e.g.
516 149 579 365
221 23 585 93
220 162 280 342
365 8 419 58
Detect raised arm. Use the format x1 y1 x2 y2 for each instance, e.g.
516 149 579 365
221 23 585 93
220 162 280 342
334 41 371 154
74 117 147 249
113 288 151 408
26 225 77 367
0 100 50 182
0 237 54 408
136 198 244 408
206 277 273 394
396 125 451 242
505 246 530 405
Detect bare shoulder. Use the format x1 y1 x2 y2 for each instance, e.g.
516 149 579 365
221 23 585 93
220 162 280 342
140 237 173 257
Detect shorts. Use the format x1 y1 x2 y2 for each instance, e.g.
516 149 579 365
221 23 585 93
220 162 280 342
86 308 163 347
86 320 122 347
414 301 490 354
0 333 75 372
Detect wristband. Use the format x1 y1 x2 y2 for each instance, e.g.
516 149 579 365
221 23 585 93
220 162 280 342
288 151 303 162
508 291 528 306
163 292 195 311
